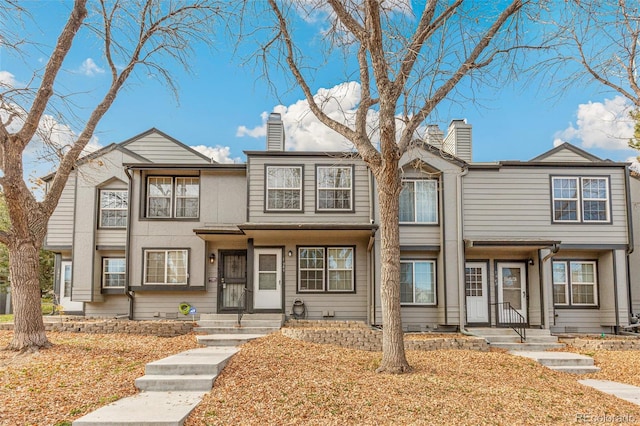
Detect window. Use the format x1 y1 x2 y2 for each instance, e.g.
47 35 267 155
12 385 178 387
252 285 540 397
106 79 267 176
400 260 436 305
317 166 352 210
103 258 125 288
298 246 354 292
552 261 598 306
144 249 188 285
266 166 302 211
552 177 609 223
99 190 128 228
399 180 438 223
147 177 199 218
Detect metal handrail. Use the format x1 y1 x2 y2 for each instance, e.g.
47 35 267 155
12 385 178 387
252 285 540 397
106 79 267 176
491 302 526 342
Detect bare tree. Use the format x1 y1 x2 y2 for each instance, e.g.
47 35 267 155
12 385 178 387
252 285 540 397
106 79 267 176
551 0 640 152
244 0 536 373
0 0 221 350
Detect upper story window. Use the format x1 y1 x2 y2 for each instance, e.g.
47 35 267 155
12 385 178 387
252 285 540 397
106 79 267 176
399 179 438 224
400 260 436 305
298 246 354 292
316 166 353 211
266 166 302 211
99 190 128 228
552 260 598 307
551 176 610 223
143 249 188 285
147 177 199 219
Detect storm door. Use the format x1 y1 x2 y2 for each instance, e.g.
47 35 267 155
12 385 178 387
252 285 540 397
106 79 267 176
218 250 247 311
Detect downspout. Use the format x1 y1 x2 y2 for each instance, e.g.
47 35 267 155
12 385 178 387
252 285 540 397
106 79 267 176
124 166 135 320
456 167 476 336
624 166 635 318
613 250 620 334
367 168 376 325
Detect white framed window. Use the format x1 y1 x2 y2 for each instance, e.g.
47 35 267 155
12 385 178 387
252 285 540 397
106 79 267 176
144 249 188 285
147 177 199 218
316 166 353 211
552 176 609 223
99 190 128 228
175 177 199 218
102 258 126 288
399 180 438 223
552 262 569 306
266 166 302 211
298 246 354 292
552 260 598 306
400 260 436 305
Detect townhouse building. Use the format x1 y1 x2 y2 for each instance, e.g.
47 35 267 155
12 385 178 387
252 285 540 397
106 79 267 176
44 114 638 334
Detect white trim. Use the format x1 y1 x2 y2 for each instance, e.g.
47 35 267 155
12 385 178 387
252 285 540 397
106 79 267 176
399 179 438 224
102 257 126 288
99 189 128 228
400 259 436 305
143 249 188 285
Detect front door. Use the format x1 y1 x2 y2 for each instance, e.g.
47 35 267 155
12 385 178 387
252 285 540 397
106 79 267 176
59 261 82 312
496 262 527 323
253 248 282 310
465 262 488 324
218 251 247 311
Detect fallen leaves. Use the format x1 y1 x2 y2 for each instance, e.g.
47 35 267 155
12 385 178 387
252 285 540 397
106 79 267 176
187 334 640 425
0 331 198 426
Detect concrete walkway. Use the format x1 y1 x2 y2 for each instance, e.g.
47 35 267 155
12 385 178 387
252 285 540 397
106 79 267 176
579 380 640 406
73 346 240 426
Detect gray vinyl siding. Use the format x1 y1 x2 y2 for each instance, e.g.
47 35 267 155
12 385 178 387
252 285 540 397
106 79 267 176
46 172 76 247
247 155 371 223
124 132 211 164
132 292 215 320
463 166 629 244
85 296 129 318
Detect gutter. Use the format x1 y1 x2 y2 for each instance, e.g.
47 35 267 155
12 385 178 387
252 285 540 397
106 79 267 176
124 166 135 320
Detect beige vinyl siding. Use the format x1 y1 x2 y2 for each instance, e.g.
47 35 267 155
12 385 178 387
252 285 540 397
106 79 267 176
85 296 129 318
247 155 371 223
132 292 216 320
46 172 76 247
199 171 246 224
124 131 210 164
95 229 127 246
463 167 628 244
536 150 594 163
630 176 640 314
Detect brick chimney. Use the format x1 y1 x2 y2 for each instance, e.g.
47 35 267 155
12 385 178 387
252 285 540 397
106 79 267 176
266 112 285 151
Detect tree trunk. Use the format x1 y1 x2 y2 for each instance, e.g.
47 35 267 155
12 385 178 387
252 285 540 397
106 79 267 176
375 163 410 374
6 241 50 350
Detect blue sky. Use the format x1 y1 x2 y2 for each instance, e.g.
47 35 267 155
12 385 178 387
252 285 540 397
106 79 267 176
1 1 638 180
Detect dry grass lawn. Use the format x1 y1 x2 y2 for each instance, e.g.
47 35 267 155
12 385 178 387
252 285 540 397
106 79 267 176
2 330 640 425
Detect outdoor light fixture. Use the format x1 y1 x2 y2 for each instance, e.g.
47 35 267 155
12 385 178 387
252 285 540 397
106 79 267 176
209 253 216 264
288 250 293 257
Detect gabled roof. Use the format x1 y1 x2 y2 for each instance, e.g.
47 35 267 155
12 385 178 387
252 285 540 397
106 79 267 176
400 140 467 169
120 128 214 163
41 144 150 181
529 142 605 163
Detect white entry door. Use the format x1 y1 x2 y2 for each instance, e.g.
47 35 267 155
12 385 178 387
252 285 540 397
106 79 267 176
496 262 527 322
465 262 488 323
253 248 282 310
59 261 83 312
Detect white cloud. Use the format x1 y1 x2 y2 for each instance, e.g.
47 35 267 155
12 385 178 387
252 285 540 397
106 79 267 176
77 58 105 76
554 96 634 150
0 70 18 87
628 156 640 172
190 145 241 164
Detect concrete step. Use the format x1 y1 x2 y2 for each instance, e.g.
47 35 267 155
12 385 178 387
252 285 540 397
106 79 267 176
194 326 280 335
490 342 565 351
145 347 237 376
196 333 265 347
484 335 559 344
135 374 217 392
196 319 283 328
550 366 601 374
469 327 554 336
72 391 205 426
511 351 601 375
199 313 284 322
